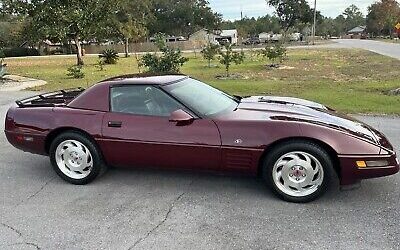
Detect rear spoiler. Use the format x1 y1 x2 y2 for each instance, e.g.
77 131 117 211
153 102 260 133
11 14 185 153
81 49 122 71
15 88 85 108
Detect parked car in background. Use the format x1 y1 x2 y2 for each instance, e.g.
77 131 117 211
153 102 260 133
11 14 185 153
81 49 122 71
5 75 399 203
243 37 261 45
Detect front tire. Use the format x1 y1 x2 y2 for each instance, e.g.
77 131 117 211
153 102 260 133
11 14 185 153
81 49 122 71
262 141 334 203
49 132 106 185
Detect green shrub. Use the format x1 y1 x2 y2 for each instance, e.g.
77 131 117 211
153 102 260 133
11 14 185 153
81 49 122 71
66 65 85 79
99 49 119 64
262 43 287 66
218 44 245 77
3 47 40 57
201 44 220 67
140 34 188 73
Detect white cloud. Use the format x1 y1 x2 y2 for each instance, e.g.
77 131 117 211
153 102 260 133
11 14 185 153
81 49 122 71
209 0 376 20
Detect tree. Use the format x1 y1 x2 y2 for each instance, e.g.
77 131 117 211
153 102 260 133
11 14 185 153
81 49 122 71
266 0 313 32
140 34 189 73
342 4 365 32
148 0 222 37
218 44 245 77
367 0 400 37
111 0 151 58
5 0 117 65
262 43 287 67
201 43 220 67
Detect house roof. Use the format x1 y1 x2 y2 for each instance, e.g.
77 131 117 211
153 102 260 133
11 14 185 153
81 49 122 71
348 26 366 33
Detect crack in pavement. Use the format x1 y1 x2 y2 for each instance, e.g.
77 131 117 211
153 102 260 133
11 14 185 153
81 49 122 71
1 222 22 237
7 242 41 250
15 176 56 207
128 179 195 249
1 222 41 249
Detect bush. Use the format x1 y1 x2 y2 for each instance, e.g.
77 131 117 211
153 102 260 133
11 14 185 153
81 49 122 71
99 49 119 64
218 44 245 77
262 43 287 66
140 34 188 73
201 44 220 67
3 47 40 57
66 65 85 79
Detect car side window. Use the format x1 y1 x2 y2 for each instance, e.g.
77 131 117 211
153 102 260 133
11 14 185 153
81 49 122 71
110 85 185 117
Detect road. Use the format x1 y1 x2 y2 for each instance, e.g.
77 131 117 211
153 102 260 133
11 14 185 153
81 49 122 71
294 39 400 60
0 91 399 250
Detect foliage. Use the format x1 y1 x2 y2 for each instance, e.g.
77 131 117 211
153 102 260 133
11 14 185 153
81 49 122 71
267 0 313 32
342 5 366 32
140 34 189 73
367 0 400 37
262 43 287 66
5 0 118 65
218 44 245 77
221 15 281 38
201 44 220 67
95 60 105 71
99 49 119 64
148 0 222 37
2 47 40 57
66 65 85 79
109 0 152 57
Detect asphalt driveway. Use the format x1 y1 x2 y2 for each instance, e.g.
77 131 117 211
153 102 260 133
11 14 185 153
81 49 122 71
1 91 399 250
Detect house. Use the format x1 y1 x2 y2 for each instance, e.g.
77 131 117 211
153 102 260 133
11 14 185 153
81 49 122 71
189 29 219 46
346 26 367 39
217 29 238 45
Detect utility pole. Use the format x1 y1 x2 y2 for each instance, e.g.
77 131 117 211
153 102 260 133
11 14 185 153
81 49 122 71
312 0 317 45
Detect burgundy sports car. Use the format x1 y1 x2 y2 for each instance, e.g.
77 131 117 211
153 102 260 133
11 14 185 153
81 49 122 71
4 75 399 202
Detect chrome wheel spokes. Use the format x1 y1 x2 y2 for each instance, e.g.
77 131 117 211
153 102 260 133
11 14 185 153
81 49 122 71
55 140 93 180
272 151 324 197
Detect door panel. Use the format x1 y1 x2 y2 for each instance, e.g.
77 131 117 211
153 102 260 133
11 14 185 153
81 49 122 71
100 112 221 170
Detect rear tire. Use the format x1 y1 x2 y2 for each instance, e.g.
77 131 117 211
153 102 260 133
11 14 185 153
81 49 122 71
262 141 333 203
49 132 107 185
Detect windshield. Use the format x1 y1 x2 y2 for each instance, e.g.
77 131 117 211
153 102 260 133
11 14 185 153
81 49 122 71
165 78 238 116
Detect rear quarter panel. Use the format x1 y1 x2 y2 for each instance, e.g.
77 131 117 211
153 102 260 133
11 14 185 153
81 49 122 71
5 106 105 155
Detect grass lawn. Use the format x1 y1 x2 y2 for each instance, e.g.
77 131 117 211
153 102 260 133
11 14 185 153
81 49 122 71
4 48 400 114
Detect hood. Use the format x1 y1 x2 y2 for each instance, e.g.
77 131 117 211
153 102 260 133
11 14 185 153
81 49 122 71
237 96 382 145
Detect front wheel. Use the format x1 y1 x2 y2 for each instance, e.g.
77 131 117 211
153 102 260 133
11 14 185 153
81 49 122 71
49 132 106 185
263 141 334 203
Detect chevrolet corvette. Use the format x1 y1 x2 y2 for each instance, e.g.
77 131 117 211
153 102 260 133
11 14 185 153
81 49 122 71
4 75 399 202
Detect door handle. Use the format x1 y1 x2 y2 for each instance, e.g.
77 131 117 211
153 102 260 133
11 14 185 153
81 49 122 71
108 121 122 128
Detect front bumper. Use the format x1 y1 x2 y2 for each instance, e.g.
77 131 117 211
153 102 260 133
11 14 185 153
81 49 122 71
339 153 399 186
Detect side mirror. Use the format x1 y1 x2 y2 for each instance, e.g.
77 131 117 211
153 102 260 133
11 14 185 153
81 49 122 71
169 109 194 126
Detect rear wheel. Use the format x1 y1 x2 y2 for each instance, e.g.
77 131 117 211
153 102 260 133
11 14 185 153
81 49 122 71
49 132 106 185
263 141 333 203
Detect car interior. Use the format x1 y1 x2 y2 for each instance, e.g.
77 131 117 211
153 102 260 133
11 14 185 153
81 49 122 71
111 86 183 117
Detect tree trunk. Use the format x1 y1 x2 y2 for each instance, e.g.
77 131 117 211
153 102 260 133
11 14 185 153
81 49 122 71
124 37 129 58
74 37 84 66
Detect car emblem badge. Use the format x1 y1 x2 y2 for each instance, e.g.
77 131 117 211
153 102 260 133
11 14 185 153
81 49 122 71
234 139 243 144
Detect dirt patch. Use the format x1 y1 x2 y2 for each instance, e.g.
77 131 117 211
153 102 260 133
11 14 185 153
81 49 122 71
215 73 249 80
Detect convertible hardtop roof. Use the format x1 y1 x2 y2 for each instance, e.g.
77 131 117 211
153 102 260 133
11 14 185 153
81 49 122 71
101 73 189 86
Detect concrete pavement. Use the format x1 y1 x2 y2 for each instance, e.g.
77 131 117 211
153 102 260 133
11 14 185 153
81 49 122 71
334 39 400 60
0 91 400 250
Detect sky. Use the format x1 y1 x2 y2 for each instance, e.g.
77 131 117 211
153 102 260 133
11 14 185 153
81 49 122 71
208 0 377 20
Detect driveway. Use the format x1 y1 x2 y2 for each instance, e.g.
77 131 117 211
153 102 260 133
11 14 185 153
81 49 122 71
1 91 400 250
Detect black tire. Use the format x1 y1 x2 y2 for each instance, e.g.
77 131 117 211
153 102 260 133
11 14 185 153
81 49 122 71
49 131 107 185
262 140 334 203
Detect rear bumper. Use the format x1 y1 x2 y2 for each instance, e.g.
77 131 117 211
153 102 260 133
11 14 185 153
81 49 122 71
4 130 47 156
339 154 399 186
